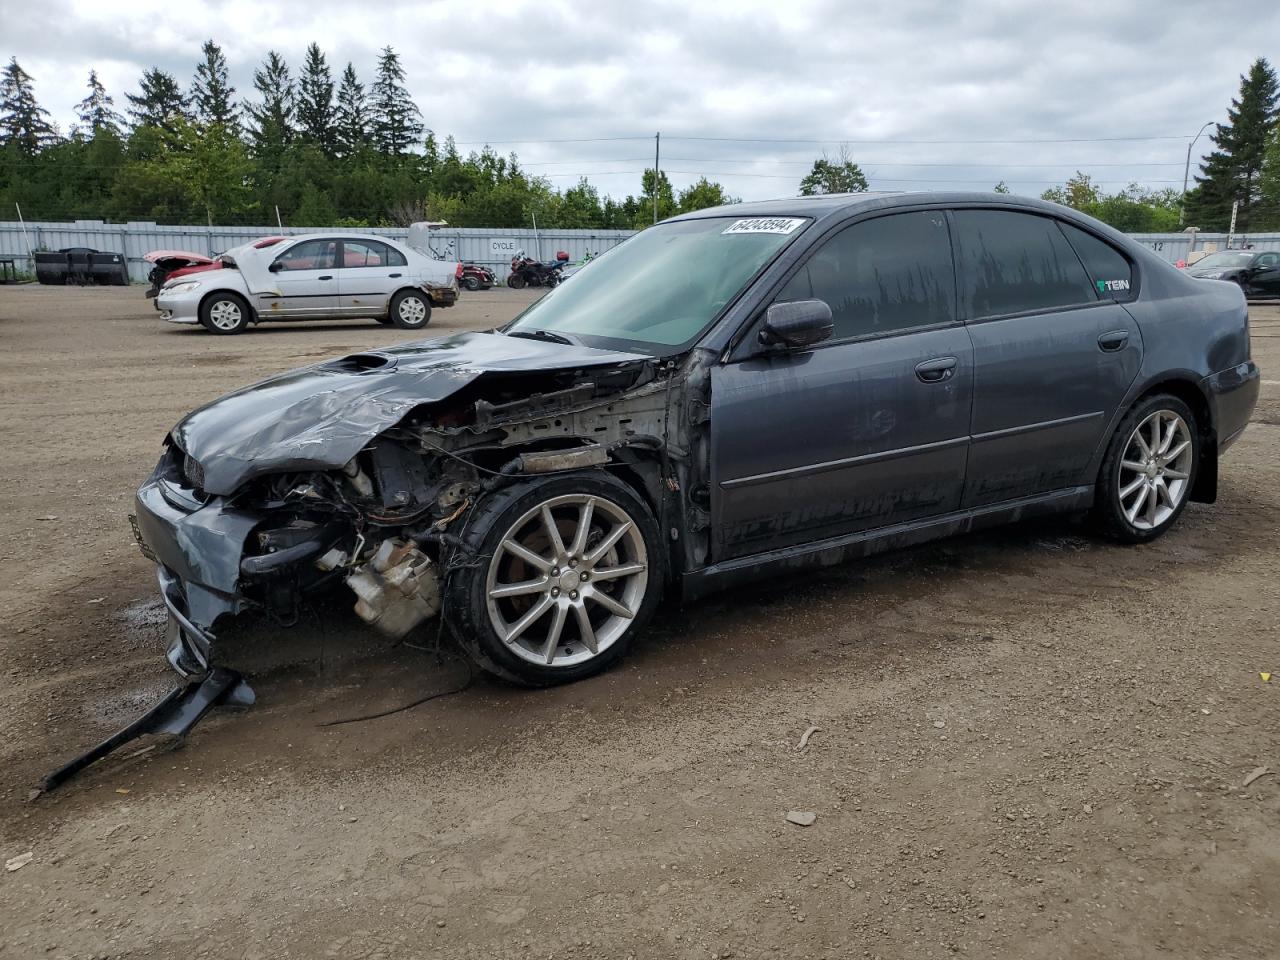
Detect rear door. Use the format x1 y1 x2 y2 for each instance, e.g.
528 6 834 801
336 239 409 317
259 239 339 318
955 210 1142 507
711 210 973 560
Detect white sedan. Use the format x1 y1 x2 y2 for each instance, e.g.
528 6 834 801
155 233 460 335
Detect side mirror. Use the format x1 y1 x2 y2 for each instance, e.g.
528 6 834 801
759 299 834 350
268 260 283 273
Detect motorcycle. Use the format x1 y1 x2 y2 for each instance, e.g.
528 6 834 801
507 250 570 289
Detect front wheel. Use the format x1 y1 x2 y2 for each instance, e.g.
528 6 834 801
446 473 665 686
389 289 431 330
199 292 250 335
1093 394 1199 543
507 273 526 290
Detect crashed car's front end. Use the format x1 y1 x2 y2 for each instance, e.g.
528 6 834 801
130 331 664 677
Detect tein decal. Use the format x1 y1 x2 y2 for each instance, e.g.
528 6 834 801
1098 279 1131 293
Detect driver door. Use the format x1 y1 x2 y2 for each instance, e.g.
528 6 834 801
259 239 340 318
710 210 973 561
1247 252 1280 297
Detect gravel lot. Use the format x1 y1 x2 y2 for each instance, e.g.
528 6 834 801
1 285 1278 960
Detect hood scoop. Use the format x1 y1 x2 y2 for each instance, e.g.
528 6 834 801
322 353 397 374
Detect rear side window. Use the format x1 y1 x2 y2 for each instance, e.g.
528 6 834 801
952 210 1097 319
1059 223 1135 301
776 210 957 340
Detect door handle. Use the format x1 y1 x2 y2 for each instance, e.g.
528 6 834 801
915 357 958 383
318 275 333 281
1098 330 1129 352
389 272 402 278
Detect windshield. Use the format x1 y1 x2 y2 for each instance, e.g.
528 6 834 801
1194 252 1254 270
504 216 808 352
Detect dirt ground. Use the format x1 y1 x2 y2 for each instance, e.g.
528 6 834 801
0 285 1277 960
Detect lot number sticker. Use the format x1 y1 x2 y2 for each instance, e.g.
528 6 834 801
722 218 806 236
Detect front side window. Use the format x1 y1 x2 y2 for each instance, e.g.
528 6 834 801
952 210 1097 319
775 211 957 340
505 216 806 351
1255 252 1279 269
1059 222 1135 301
274 239 336 272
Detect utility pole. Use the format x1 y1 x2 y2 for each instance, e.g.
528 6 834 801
653 131 661 225
1180 120 1215 227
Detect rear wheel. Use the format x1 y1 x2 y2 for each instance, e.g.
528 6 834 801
447 473 665 686
389 289 431 330
199 292 250 335
463 275 481 291
1093 394 1199 543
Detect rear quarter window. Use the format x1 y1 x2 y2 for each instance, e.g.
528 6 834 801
1059 222 1136 302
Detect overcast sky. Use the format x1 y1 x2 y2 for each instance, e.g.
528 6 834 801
5 0 1278 204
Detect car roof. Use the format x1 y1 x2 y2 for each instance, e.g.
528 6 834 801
670 190 1092 226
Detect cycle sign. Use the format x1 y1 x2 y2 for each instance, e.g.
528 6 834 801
489 238 519 258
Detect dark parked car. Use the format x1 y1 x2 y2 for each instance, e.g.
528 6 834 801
1185 249 1280 298
133 192 1258 689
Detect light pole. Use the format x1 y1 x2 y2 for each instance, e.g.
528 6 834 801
1180 121 1215 226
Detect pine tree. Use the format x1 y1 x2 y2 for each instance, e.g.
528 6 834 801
370 47 422 158
1185 58 1279 232
245 51 294 158
126 68 188 132
75 70 125 137
190 39 239 132
0 58 56 156
334 62 369 157
296 43 336 155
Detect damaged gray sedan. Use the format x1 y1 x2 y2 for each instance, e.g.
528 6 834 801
133 192 1259 688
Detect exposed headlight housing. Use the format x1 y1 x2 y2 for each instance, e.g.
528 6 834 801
165 280 202 294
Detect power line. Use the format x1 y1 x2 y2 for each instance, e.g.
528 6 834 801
454 133 1195 146
666 134 1194 145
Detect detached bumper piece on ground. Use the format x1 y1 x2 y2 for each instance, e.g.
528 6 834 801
40 668 254 793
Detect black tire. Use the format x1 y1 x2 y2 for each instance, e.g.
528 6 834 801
199 291 251 335
445 472 666 687
1092 393 1200 544
389 289 431 330
462 275 481 291
507 273 526 290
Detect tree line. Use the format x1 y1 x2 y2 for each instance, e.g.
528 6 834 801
3 45 1277 235
0 42 736 229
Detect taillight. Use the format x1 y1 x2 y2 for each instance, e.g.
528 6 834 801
455 264 463 279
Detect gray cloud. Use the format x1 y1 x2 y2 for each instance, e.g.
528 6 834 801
5 0 1277 202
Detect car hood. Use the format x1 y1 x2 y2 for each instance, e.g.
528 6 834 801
173 331 652 495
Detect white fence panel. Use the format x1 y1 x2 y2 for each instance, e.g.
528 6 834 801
0 221 637 283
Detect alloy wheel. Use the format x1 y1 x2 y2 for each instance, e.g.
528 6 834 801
1116 409 1194 530
484 493 648 668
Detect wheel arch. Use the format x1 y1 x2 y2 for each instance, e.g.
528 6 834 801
1127 375 1217 504
198 287 256 323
